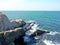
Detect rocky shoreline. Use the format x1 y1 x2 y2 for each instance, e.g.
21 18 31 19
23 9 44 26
0 13 49 45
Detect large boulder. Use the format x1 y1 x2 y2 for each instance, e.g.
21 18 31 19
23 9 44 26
11 19 26 28
0 12 26 32
4 27 25 42
0 12 12 31
0 27 25 45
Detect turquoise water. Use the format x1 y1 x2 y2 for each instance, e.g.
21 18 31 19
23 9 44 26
3 11 60 32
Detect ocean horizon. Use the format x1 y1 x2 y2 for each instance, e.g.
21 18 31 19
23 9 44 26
0 11 59 45
3 11 60 32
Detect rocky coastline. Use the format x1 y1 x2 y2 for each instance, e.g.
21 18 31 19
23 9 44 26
0 13 50 45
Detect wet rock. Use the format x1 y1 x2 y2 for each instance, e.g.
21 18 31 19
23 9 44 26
25 29 50 37
23 22 35 32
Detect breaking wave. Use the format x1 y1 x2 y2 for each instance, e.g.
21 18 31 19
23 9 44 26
43 31 60 45
26 20 60 45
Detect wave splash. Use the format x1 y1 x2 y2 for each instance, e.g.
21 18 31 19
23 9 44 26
44 31 60 45
25 20 60 45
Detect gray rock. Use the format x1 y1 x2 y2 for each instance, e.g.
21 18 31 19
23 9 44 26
0 13 13 31
0 13 26 32
11 19 26 28
0 27 25 45
4 27 25 42
0 32 8 45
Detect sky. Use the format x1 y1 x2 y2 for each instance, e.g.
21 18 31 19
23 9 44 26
0 0 60 11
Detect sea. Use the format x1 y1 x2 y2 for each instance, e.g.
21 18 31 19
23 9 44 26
3 11 60 45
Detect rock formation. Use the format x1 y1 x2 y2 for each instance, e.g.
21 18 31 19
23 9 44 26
11 19 26 28
0 27 25 45
0 12 26 32
0 13 26 45
0 12 12 31
0 13 50 45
